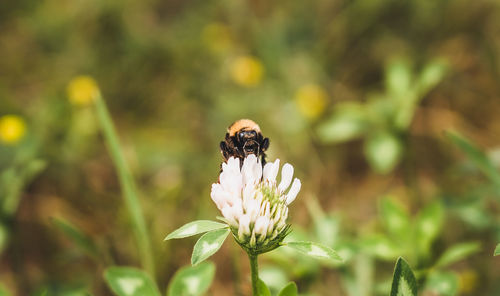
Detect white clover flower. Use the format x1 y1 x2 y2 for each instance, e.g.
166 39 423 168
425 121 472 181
210 155 301 253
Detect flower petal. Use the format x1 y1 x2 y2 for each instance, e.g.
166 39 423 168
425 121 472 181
285 178 301 205
220 170 242 197
242 184 257 204
210 183 228 210
221 206 240 227
227 156 240 172
238 214 251 240
254 216 270 237
278 163 294 192
263 159 280 184
242 154 257 172
242 154 262 186
244 193 262 222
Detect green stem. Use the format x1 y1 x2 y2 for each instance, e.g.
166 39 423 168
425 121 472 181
248 253 259 296
231 244 243 296
94 95 155 277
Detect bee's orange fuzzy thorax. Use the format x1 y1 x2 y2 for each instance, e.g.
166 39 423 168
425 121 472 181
228 119 261 136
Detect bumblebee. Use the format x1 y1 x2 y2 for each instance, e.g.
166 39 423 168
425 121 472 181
220 119 270 165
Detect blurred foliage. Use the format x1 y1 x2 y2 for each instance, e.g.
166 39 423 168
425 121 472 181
104 266 160 296
1 0 500 295
166 262 215 296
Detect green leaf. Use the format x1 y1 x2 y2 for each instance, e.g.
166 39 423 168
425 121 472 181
259 266 288 292
436 242 481 268
454 200 491 229
307 198 340 247
446 131 500 188
379 197 410 238
390 257 417 296
425 271 458 296
364 132 403 174
51 217 99 258
257 279 271 296
317 104 368 143
277 282 298 296
191 228 230 265
394 101 418 131
341 255 376 296
386 59 412 97
1 159 47 215
104 267 160 296
0 283 12 296
494 243 500 256
415 201 444 255
165 220 228 240
417 59 447 95
360 235 400 260
167 262 215 296
284 241 342 262
366 94 397 123
314 215 340 247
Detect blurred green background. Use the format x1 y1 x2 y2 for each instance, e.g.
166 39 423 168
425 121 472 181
1 0 500 295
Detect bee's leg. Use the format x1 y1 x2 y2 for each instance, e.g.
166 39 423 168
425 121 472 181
220 141 229 161
262 138 270 151
261 138 270 166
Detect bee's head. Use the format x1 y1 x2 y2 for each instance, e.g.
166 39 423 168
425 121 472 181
239 129 260 156
228 119 263 157
237 129 257 143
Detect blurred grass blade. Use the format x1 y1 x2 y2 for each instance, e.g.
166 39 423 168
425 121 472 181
51 217 99 259
94 95 154 276
446 131 500 189
277 282 298 296
104 266 160 296
435 242 481 268
0 223 8 254
354 254 374 296
167 262 215 296
191 228 230 265
494 243 500 256
284 241 342 262
390 257 417 296
165 220 227 240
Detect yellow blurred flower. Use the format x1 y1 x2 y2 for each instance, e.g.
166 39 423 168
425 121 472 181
0 115 26 144
202 22 233 53
458 269 478 294
67 76 100 106
294 84 328 119
230 56 264 87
